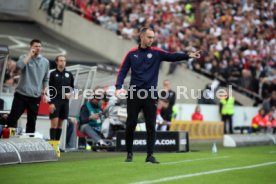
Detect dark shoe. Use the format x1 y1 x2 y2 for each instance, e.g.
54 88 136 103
145 155 160 164
125 153 133 162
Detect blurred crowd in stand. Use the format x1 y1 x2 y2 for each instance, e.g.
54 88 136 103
39 0 275 100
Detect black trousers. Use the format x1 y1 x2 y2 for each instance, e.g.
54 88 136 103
126 91 157 155
222 114 233 134
7 92 41 133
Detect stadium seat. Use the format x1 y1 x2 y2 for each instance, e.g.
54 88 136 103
38 97 50 115
75 120 93 149
234 126 251 134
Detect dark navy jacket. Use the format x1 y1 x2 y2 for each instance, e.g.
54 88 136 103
115 46 190 90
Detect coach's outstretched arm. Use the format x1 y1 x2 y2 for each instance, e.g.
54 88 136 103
159 49 201 62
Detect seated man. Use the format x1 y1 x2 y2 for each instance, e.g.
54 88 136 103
78 95 107 146
156 99 170 131
263 108 275 133
251 108 266 133
102 94 126 139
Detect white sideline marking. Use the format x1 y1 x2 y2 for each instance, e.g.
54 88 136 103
130 161 276 184
161 156 229 165
269 151 276 154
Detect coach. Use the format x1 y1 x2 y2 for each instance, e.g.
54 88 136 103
115 27 201 163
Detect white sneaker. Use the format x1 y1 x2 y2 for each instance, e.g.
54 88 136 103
98 139 108 146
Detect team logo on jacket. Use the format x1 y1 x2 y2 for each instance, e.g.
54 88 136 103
56 74 59 77
147 53 152 59
65 73 70 78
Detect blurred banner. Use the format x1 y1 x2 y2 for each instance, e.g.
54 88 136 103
116 131 189 152
170 120 224 140
39 0 65 25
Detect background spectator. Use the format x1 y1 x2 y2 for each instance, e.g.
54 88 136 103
191 105 203 121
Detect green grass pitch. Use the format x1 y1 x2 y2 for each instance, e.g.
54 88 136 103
0 143 275 184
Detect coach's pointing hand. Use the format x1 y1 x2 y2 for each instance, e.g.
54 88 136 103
188 50 201 59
